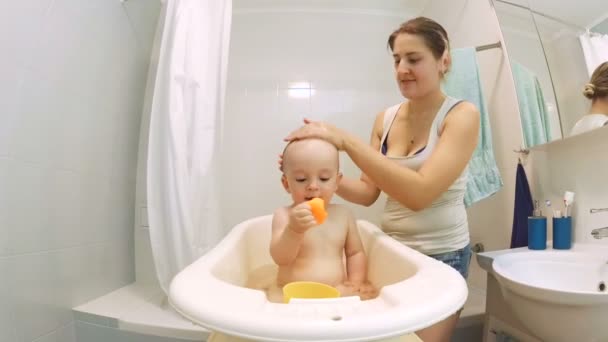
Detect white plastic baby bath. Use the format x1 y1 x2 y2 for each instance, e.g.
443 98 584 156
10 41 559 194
169 215 467 342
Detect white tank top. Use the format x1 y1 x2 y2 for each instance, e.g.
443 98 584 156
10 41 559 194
379 96 470 255
570 114 608 136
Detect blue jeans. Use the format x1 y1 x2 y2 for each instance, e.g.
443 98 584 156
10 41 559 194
428 244 472 279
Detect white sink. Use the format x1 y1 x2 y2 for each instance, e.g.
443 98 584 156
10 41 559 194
492 244 608 342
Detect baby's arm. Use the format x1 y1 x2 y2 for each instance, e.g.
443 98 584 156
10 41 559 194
343 210 367 286
269 204 315 266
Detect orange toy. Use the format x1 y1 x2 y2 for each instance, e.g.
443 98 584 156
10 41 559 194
308 197 327 224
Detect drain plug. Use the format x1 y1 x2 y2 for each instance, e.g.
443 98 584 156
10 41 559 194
599 281 606 292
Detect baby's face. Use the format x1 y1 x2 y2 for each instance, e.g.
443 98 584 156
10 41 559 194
282 140 341 205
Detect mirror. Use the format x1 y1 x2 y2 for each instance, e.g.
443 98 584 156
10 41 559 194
493 0 608 147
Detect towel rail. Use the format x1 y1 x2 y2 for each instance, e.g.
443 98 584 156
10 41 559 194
476 41 502 51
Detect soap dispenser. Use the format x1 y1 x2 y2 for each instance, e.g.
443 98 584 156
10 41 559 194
528 200 547 250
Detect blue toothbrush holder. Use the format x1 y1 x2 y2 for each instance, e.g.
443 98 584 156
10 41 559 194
528 216 547 250
553 216 572 249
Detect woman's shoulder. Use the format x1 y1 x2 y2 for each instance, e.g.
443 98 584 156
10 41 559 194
451 99 478 113
447 100 480 122
374 102 406 128
440 99 480 135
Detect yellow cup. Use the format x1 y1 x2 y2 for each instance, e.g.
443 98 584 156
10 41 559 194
282 281 341 303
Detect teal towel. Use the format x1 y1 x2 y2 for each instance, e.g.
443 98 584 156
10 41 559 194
511 61 552 147
443 47 503 207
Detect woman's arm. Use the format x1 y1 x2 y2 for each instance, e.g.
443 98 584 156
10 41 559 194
336 112 383 207
286 102 480 211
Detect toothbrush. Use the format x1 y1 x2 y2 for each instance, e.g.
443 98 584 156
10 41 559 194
564 191 575 217
546 200 561 218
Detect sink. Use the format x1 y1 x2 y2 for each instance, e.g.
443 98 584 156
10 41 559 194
492 245 608 342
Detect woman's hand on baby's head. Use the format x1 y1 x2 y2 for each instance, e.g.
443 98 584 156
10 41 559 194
284 119 346 151
287 202 317 234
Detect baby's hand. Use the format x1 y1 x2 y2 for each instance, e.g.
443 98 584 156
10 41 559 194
335 282 359 297
287 202 317 234
358 281 379 300
337 281 379 300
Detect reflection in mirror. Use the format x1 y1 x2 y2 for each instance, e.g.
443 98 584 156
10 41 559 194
493 0 563 148
493 0 608 147
526 1 608 138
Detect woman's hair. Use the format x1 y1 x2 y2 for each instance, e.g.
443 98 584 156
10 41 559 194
387 17 450 62
583 61 608 100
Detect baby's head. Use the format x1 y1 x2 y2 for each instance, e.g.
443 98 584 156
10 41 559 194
281 138 342 205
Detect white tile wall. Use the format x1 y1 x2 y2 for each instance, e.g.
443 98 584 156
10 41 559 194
0 257 17 342
30 322 77 342
0 0 160 341
0 0 54 68
75 321 194 342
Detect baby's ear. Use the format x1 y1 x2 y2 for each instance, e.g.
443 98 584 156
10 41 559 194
281 174 291 193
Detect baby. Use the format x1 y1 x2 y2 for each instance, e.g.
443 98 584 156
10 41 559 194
266 138 377 302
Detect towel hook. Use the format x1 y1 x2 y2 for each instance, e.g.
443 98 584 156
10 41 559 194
513 148 529 164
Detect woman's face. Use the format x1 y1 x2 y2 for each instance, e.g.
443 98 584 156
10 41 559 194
392 33 447 99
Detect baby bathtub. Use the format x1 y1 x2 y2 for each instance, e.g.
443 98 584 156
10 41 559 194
169 215 467 342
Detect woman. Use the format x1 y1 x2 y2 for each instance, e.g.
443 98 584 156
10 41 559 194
285 17 480 342
570 61 608 136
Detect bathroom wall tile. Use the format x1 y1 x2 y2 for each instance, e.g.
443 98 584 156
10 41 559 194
3 161 52 254
97 240 135 296
27 322 77 342
11 70 115 180
75 320 195 342
310 87 345 119
0 64 24 158
277 88 312 131
31 330 57 342
122 0 162 58
4 160 109 254
54 322 77 342
0 0 53 67
32 0 138 114
110 74 146 189
106 180 137 244
10 72 69 168
221 85 289 229
0 258 17 342
11 243 134 342
42 169 86 249
135 228 159 287
0 158 11 256
77 177 113 246
11 251 73 342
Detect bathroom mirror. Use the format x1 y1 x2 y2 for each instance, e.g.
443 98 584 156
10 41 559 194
493 0 608 147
